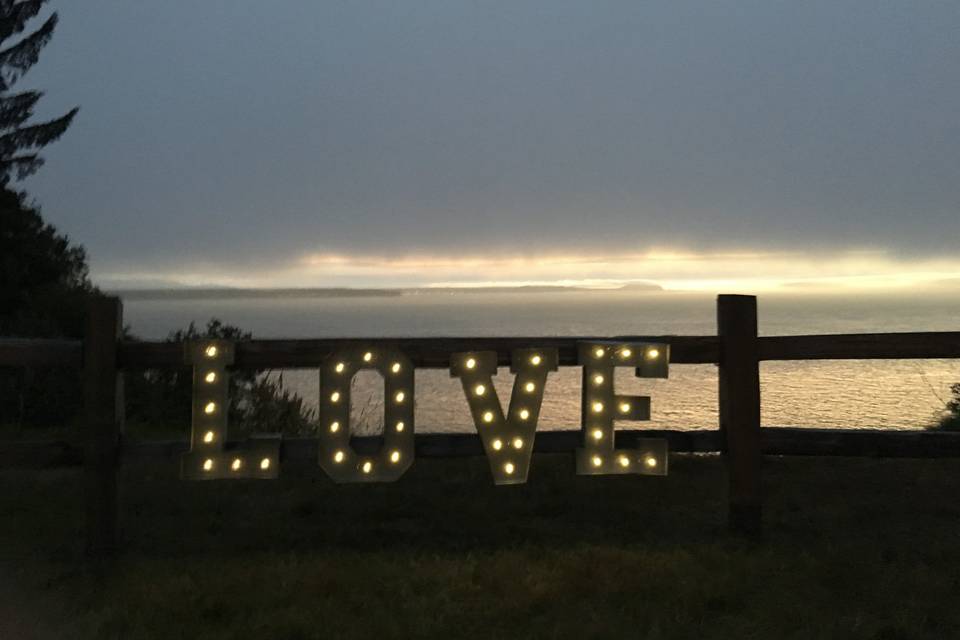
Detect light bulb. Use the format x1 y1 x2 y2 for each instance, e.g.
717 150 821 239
334 450 345 463
362 461 372 474
204 402 216 414
645 456 658 468
483 411 494 423
204 371 217 384
504 462 515 474
204 345 218 358
591 428 603 441
524 382 535 393
363 352 373 362
203 430 215 443
594 347 604 358
231 458 242 471
593 374 604 385
260 457 271 470
512 437 523 449
492 439 503 450
390 450 401 463
618 455 630 468
391 362 401 373
592 402 603 413
621 348 632 358
530 354 542 365
330 421 340 433
395 391 405 403
591 455 602 468
518 409 530 420
203 458 213 471
465 357 476 369
335 362 345 373
647 348 660 360
619 402 631 413
330 391 340 403
396 421 405 432
474 384 486 396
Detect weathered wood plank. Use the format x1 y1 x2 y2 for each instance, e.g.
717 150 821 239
10 428 960 468
718 295 762 536
118 335 721 369
0 338 83 367
759 332 960 360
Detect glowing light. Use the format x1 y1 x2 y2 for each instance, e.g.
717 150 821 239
362 461 373 474
592 401 604 413
530 354 542 365
594 347 605 358
483 411 494 423
395 391 406 403
334 451 345 463
524 382 535 393
335 362 346 373
618 455 630 468
391 362 401 373
512 437 523 449
591 455 602 468
203 430 215 443
390 450 401 463
260 457 271 470
396 421 405 432
204 345 218 358
330 421 340 433
620 402 631 414
330 391 341 403
492 439 503 450
504 462 515 475
231 458 242 471
518 409 530 420
465 358 476 369
363 352 373 362
203 458 213 472
621 348 632 358
204 402 216 414
591 429 603 441
204 371 217 384
593 374 604 385
647 348 660 360
474 384 486 396
645 456 658 468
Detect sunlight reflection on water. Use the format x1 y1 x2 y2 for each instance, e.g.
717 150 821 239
122 290 960 432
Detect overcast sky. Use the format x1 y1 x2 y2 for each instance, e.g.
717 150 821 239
22 1 960 289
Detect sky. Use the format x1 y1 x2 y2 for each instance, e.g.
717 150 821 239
21 1 960 291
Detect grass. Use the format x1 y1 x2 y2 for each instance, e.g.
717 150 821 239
3 454 960 639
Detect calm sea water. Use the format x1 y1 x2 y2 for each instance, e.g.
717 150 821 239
121 290 960 433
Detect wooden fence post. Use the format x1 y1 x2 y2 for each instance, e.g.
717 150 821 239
717 294 762 535
83 296 123 556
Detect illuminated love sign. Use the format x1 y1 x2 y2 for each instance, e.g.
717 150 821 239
182 340 669 484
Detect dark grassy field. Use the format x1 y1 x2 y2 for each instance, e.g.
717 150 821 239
3 453 960 639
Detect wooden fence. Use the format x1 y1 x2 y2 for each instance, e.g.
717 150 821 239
3 294 960 554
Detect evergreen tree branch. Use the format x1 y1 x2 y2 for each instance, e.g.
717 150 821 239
0 1 47 44
0 105 76 156
0 11 55 91
0 89 41 127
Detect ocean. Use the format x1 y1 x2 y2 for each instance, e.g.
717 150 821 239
120 289 960 433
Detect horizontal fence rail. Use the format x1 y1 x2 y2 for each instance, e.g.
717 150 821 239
8 428 960 470
8 332 960 370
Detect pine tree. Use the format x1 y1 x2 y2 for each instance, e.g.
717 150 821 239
0 1 78 185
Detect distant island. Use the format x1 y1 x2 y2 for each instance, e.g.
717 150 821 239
111 282 663 301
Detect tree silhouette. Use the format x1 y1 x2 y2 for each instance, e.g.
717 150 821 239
0 1 78 184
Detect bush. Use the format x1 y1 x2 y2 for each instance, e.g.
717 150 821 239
125 319 318 438
934 383 960 431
